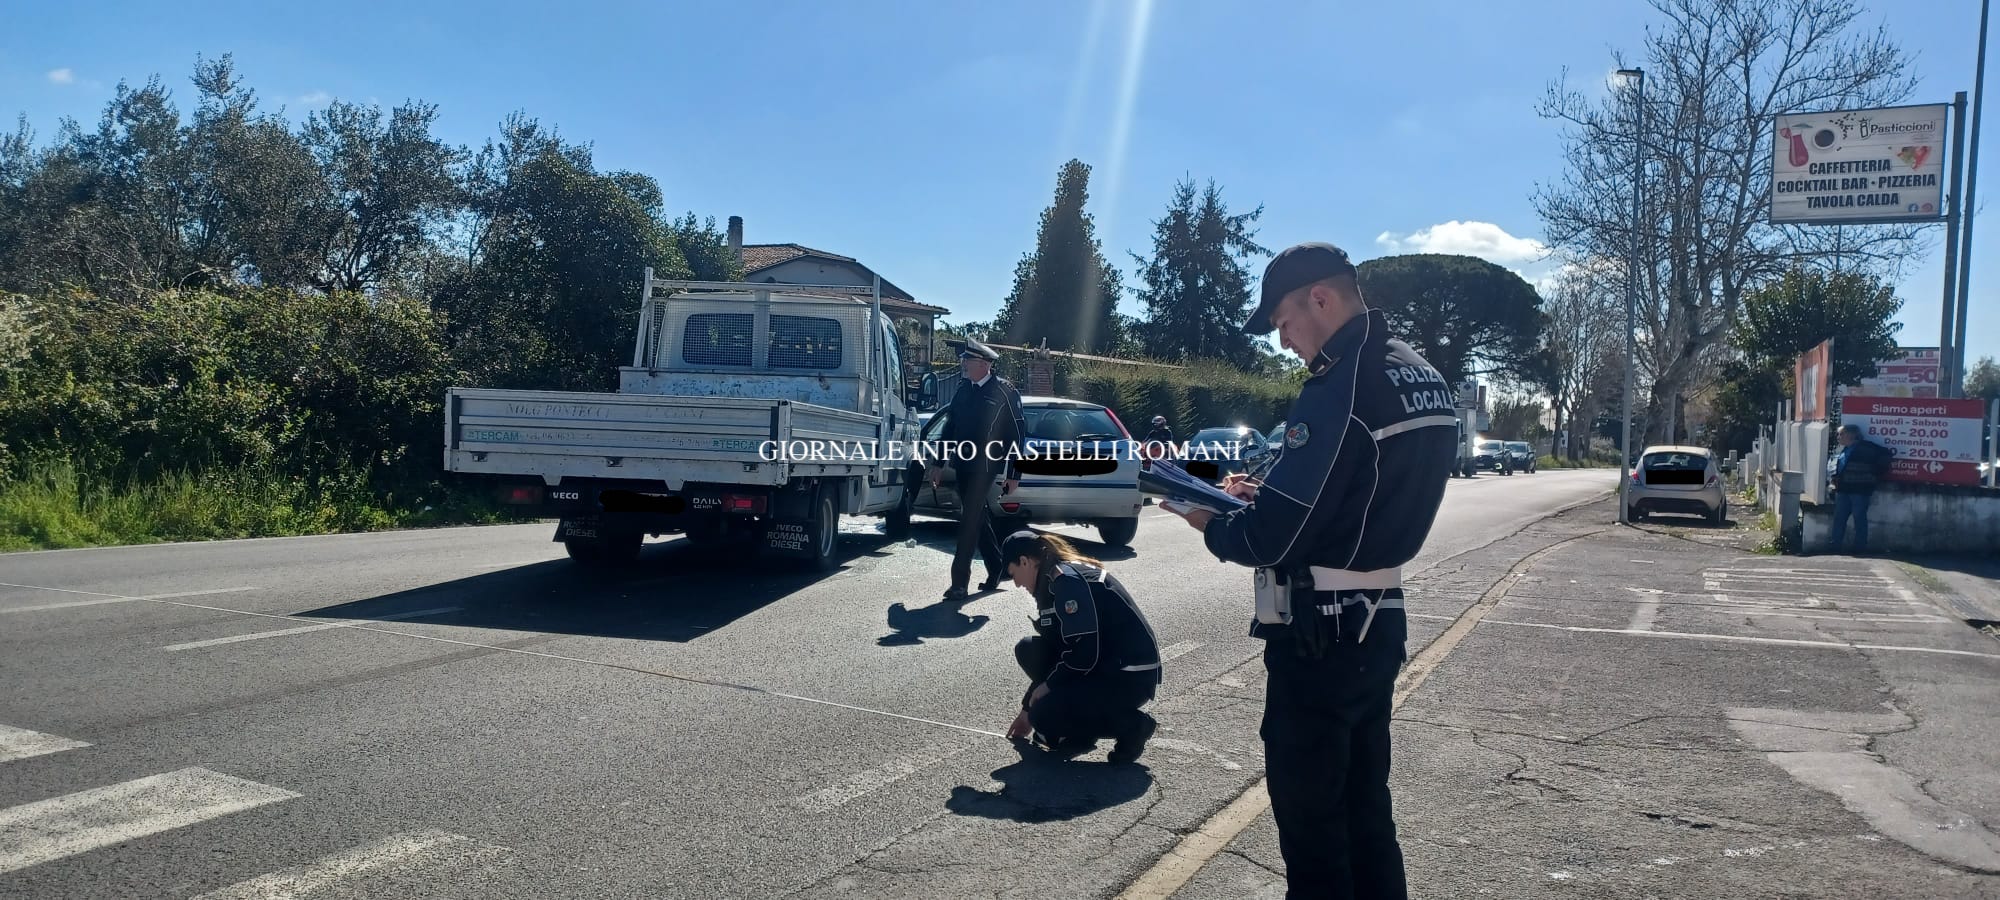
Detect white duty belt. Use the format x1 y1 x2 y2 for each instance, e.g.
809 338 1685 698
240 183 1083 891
1308 566 1404 644
1306 566 1403 591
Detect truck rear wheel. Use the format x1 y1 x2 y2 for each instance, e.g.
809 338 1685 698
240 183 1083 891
803 488 839 571
565 529 642 568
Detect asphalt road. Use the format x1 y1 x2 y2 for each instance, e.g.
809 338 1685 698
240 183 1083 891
0 468 1615 899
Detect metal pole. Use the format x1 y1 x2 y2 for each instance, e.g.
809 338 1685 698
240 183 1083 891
1941 92 1969 396
1952 0 1990 398
1620 68 1644 524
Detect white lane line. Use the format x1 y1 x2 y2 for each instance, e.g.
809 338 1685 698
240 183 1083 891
1478 618 2000 660
192 829 500 899
795 744 969 813
0 724 91 764
1160 641 1201 661
0 586 259 614
1627 589 1661 632
0 767 299 875
162 607 461 652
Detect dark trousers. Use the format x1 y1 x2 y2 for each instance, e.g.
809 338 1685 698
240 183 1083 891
1013 637 1156 742
1261 596 1409 900
952 471 1004 590
1830 490 1872 552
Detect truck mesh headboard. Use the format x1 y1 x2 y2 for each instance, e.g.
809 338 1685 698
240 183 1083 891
645 301 670 368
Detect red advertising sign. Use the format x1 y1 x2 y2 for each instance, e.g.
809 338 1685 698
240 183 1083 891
1838 395 1987 485
1795 339 1832 421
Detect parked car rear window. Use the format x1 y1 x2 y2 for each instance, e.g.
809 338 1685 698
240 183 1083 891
1642 452 1707 470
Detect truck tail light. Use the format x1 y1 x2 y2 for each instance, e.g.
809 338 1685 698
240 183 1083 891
725 494 765 514
503 486 541 505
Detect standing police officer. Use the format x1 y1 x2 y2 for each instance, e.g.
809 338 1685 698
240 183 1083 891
928 338 1028 602
1168 243 1456 899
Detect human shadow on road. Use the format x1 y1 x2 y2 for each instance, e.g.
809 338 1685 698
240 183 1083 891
905 519 1138 563
944 750 1153 823
291 529 897 644
879 601 991 646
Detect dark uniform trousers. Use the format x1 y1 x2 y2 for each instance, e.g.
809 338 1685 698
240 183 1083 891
1261 589 1409 900
1013 636 1157 742
951 467 1005 590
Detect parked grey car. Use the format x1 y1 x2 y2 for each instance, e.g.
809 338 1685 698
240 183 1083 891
1626 445 1726 524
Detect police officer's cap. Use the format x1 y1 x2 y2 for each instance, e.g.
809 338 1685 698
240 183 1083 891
949 337 1000 362
1001 530 1042 564
1243 242 1357 335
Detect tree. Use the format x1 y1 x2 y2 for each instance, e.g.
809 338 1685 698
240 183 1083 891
1490 395 1547 442
300 99 461 293
1130 177 1269 367
1535 0 1920 445
1966 356 2000 400
1354 253 1544 386
1535 262 1623 458
1705 268 1902 453
994 159 1125 354
1733 268 1902 388
436 125 689 391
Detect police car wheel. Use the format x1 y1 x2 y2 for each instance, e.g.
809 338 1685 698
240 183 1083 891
1096 517 1138 547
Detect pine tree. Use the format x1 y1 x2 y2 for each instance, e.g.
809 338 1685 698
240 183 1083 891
1131 177 1268 366
994 160 1125 353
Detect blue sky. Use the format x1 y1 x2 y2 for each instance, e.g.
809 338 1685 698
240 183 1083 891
4 0 1995 372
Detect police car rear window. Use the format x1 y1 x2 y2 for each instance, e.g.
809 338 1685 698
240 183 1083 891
1024 407 1121 441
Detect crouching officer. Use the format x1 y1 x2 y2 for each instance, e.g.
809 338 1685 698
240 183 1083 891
1000 530 1163 764
1169 242 1456 899
927 338 1027 602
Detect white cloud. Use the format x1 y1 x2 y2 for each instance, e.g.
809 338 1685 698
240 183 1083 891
46 68 74 85
296 91 333 107
1374 220 1550 265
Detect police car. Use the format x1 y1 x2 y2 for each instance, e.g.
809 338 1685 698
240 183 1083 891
909 396 1145 546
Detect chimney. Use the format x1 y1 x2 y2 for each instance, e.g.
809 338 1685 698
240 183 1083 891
727 215 744 268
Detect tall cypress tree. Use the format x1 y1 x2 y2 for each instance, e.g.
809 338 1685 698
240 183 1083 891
1131 177 1267 366
994 160 1125 353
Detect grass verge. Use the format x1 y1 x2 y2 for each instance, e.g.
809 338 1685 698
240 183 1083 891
0 461 531 552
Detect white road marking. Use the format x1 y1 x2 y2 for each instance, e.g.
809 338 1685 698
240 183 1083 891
1627 589 1661 632
1160 641 1201 661
162 607 460 652
795 744 968 813
192 829 499 899
0 767 299 875
1479 618 2000 660
0 586 259 614
0 724 91 763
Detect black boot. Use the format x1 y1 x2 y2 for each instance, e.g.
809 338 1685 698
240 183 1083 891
1108 712 1157 765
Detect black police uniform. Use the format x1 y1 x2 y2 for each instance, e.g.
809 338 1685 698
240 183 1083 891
1201 244 1457 899
1012 559 1163 759
940 349 1027 596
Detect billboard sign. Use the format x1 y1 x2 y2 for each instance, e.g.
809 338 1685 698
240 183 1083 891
1837 395 1986 486
1795 339 1832 421
1771 104 1948 225
1851 347 1942 399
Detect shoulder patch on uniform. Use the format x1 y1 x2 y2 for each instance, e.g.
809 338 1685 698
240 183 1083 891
1285 422 1311 449
1063 598 1079 614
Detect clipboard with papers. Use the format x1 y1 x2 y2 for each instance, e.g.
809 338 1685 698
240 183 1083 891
1139 458 1251 516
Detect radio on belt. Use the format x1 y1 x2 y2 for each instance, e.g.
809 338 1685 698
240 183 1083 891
1254 567 1292 625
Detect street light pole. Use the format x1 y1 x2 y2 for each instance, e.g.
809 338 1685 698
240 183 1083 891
1618 67 1645 525
1950 0 1990 397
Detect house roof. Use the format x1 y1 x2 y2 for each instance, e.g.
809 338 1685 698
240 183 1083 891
739 243 947 316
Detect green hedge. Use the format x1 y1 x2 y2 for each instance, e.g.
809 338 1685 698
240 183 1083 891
1055 357 1298 434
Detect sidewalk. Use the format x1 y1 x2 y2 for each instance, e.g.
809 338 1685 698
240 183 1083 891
1165 500 2000 899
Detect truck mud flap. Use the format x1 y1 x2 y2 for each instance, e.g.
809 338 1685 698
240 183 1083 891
555 516 603 542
